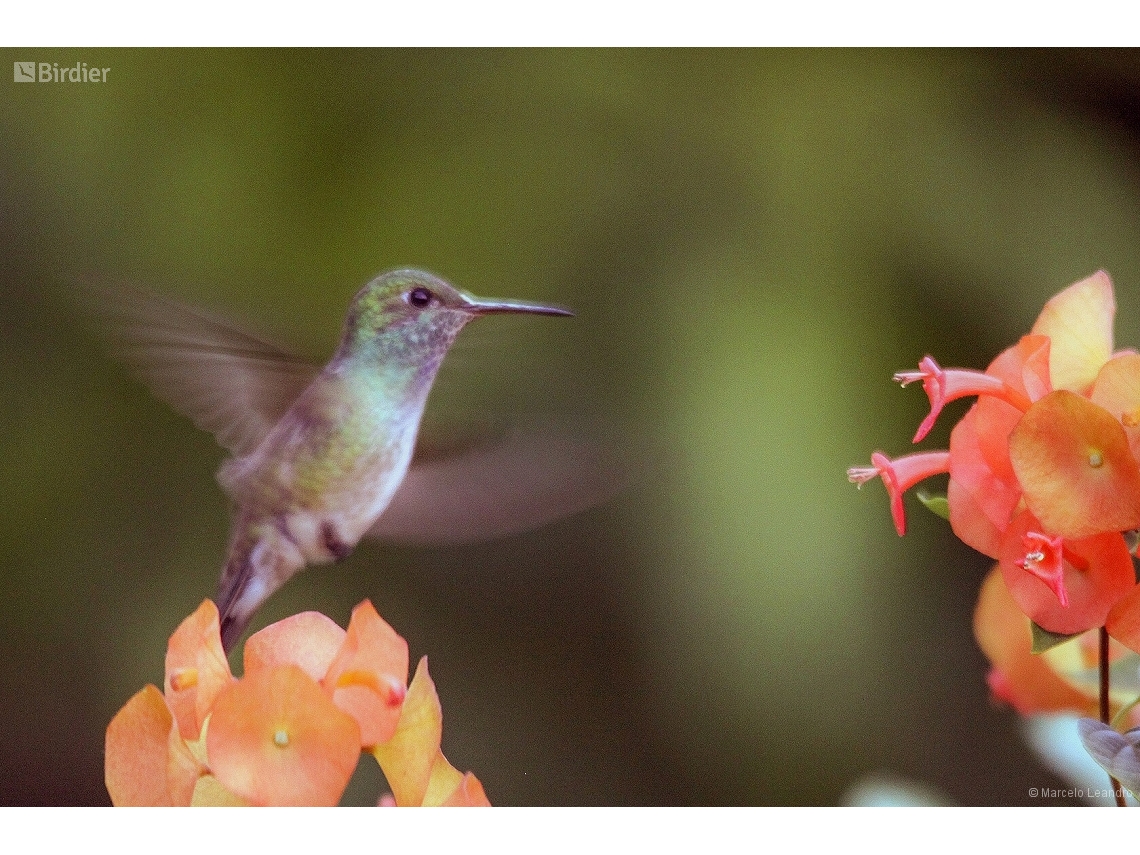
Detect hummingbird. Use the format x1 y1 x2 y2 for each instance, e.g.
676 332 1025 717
86 269 611 651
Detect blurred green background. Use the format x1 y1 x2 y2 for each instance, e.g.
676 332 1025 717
3 48 1140 805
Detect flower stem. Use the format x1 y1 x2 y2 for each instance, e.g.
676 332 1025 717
1100 626 1127 807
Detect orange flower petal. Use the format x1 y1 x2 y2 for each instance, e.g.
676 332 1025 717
422 754 491 806
371 656 441 807
324 600 409 747
1091 351 1140 462
998 511 1135 635
975 336 1052 483
973 568 1094 716
165 599 234 741
944 336 1052 557
166 722 205 806
190 774 250 806
105 684 175 806
441 772 491 807
986 334 1052 401
1107 583 1140 654
243 611 347 681
1009 390 1140 538
948 404 1022 557
207 664 361 806
422 752 465 806
1030 270 1115 394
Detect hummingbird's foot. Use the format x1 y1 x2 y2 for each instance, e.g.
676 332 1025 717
322 521 352 562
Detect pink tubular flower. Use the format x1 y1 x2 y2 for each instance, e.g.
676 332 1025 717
847 450 950 536
994 508 1134 636
895 355 1033 444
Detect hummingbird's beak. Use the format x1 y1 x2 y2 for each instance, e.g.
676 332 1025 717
463 295 574 317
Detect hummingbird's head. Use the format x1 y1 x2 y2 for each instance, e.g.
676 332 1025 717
337 269 572 377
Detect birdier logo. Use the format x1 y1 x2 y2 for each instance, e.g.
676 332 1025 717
14 61 109 83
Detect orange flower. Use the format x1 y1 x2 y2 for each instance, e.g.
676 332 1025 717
242 601 409 747
105 600 486 807
947 335 1051 556
322 601 409 747
945 402 1023 558
1107 584 1140 654
206 665 360 806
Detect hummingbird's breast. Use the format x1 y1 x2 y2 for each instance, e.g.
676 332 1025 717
224 370 425 565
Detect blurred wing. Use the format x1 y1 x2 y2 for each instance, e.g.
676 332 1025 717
366 426 626 544
81 282 319 456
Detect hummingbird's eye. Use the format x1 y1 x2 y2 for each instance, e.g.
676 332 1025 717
407 287 433 308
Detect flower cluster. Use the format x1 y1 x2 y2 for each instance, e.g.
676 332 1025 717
105 599 489 806
850 271 1140 717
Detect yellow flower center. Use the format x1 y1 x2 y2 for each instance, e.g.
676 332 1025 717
1089 450 1104 468
274 729 290 748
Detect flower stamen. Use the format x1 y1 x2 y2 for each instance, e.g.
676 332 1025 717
169 668 199 692
1017 531 1069 608
333 669 408 707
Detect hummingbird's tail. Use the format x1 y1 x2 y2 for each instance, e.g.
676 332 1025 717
216 514 305 653
216 538 259 653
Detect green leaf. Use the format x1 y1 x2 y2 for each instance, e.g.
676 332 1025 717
1031 621 1082 653
916 490 949 521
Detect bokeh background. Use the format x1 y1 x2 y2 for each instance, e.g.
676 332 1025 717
4 48 1140 805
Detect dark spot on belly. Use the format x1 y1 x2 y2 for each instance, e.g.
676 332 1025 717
322 521 352 562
